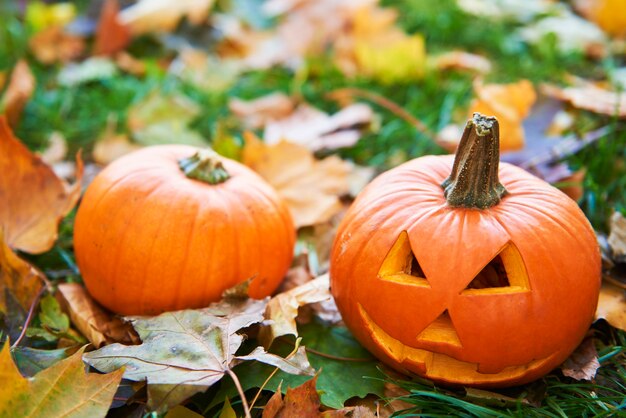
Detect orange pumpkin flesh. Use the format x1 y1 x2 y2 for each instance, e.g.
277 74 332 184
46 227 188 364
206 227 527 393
74 145 295 315
330 114 601 387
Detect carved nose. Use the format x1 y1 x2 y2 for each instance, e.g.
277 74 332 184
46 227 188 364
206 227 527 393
416 309 462 347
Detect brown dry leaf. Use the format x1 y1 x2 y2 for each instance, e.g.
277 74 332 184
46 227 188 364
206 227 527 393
259 275 332 347
542 82 626 118
119 0 216 35
264 103 373 151
229 93 295 129
93 0 131 56
242 132 351 227
470 79 536 151
596 281 626 331
575 0 626 37
263 376 321 418
560 338 600 380
56 283 140 348
0 117 83 254
93 119 142 165
29 26 85 65
0 343 123 418
1 60 35 127
433 51 492 74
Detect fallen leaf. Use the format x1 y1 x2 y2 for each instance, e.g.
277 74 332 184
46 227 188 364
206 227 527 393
469 79 536 151
57 57 118 87
26 294 77 343
1 60 35 127
218 398 236 418
25 1 77 32
263 376 321 418
0 343 123 417
165 405 205 418
119 0 216 35
457 0 557 22
596 281 626 331
127 91 207 146
560 338 600 380
38 132 67 165
0 117 83 254
0 231 45 342
433 51 492 74
93 118 142 165
264 103 373 151
169 49 243 92
114 51 147 76
84 296 314 408
93 0 131 56
29 26 85 65
518 9 606 55
608 212 626 262
263 382 284 418
575 0 626 37
56 283 140 348
260 275 332 347
11 346 79 377
229 93 295 129
541 82 626 118
242 132 351 227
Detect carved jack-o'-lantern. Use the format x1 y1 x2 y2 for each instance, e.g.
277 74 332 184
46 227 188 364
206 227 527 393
330 114 601 387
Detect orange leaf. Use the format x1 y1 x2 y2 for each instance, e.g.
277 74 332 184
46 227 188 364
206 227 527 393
93 0 131 56
0 117 83 253
469 79 536 151
1 60 35 127
576 0 626 37
263 376 321 418
56 283 140 348
29 26 85 65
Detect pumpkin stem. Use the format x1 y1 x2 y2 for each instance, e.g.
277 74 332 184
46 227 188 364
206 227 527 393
179 150 230 185
441 113 507 209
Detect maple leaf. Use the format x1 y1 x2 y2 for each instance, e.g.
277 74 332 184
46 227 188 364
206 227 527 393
1 60 35 127
0 117 82 254
83 296 314 410
119 0 216 35
28 26 85 65
469 79 536 151
242 132 351 228
0 343 123 418
263 376 321 418
56 283 140 348
93 0 131 56
259 275 332 347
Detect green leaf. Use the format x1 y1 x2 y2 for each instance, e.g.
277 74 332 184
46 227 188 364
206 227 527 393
11 346 79 377
212 320 385 410
39 294 69 334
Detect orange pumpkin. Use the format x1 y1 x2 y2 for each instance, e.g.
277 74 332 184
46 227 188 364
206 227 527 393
74 145 295 315
330 113 601 387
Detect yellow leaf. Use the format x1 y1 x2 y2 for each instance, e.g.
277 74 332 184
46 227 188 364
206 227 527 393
0 343 123 417
165 405 205 418
25 1 76 32
219 398 237 418
596 281 626 331
576 0 626 37
242 133 350 228
469 80 536 151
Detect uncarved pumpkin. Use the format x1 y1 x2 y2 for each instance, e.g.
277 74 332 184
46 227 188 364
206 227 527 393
74 145 295 315
330 113 601 387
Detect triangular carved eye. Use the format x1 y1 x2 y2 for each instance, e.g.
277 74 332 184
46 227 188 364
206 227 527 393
461 242 530 295
378 231 429 287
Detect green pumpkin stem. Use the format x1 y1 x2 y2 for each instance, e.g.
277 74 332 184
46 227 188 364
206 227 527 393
441 113 507 209
179 151 230 185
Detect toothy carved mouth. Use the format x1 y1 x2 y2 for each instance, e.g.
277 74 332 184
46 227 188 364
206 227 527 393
357 304 556 384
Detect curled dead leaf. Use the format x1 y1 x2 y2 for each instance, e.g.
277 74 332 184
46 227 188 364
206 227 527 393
560 338 600 381
29 26 85 65
470 79 536 151
259 275 332 347
0 117 83 254
542 82 626 118
242 132 351 227
56 283 140 348
1 60 35 127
